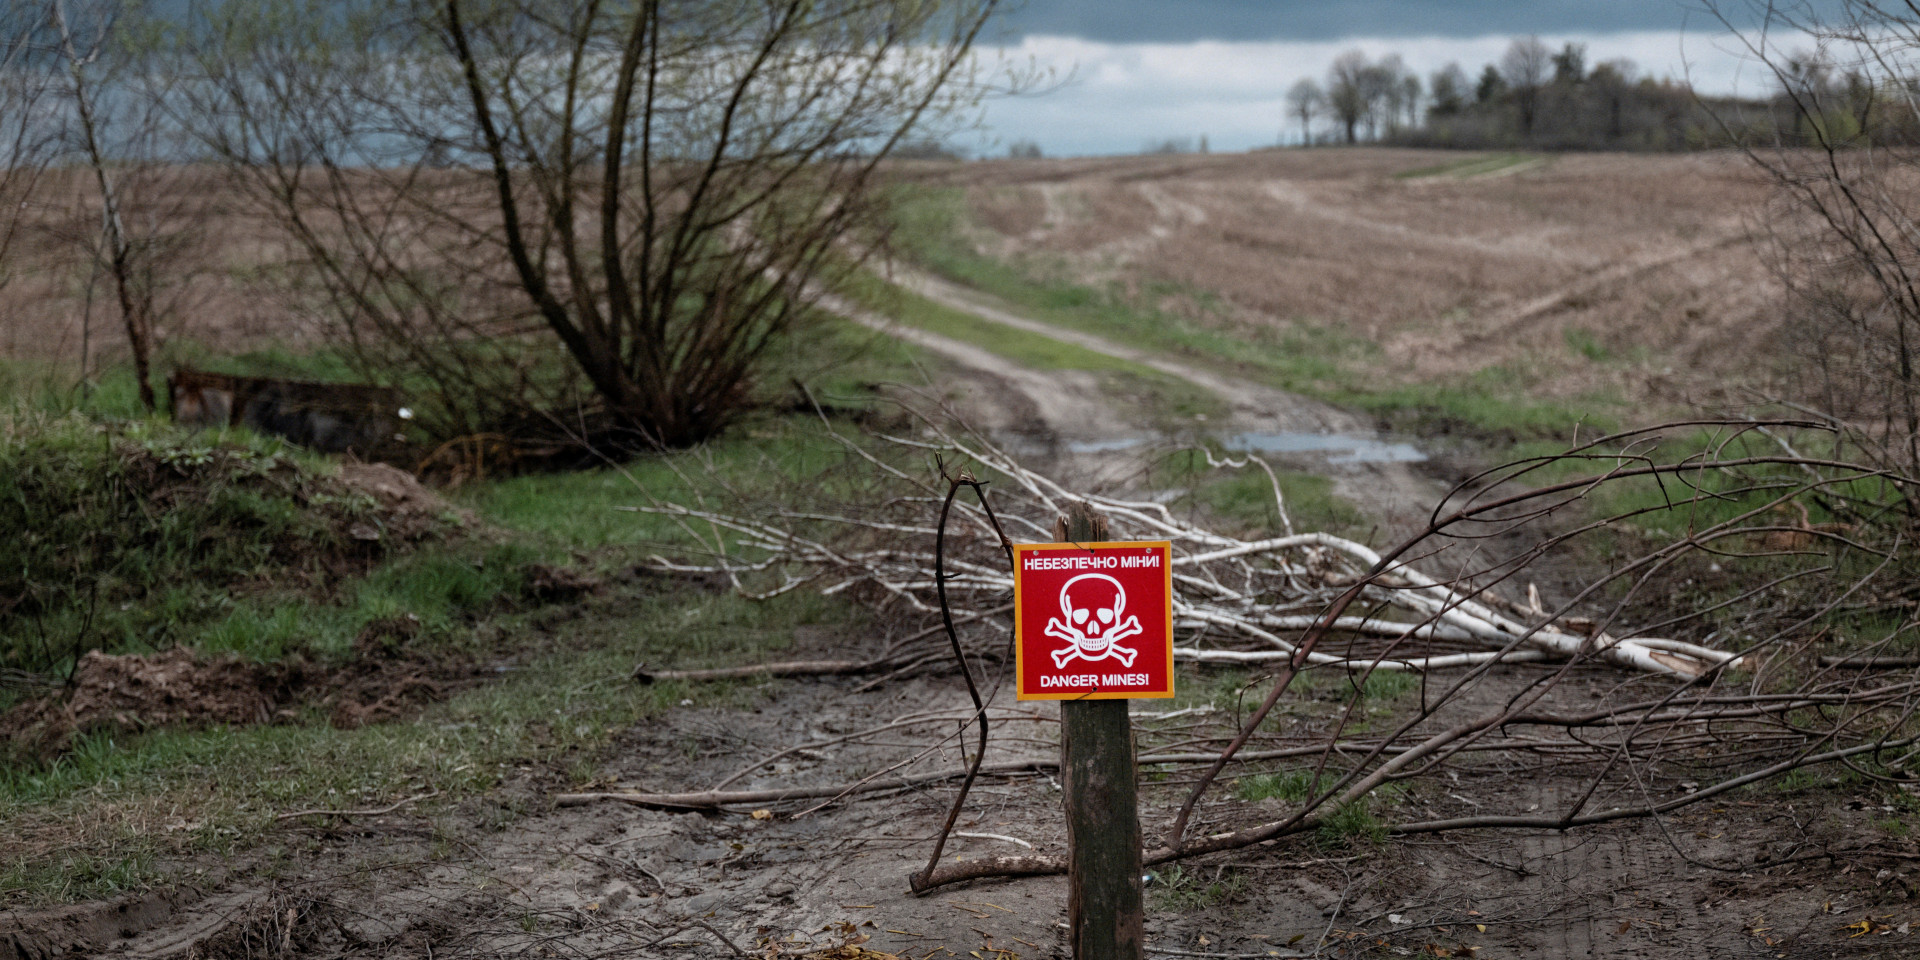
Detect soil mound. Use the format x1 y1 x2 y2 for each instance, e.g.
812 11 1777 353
339 461 473 536
0 649 299 760
322 615 449 729
0 628 476 759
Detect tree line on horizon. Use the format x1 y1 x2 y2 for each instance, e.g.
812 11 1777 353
1283 35 1920 153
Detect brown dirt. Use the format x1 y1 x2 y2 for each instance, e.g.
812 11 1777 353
901 148 1794 409
0 530 1789 949
336 461 474 537
0 616 473 759
0 649 297 760
5 620 1914 959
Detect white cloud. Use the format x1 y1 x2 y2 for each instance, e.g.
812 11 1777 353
968 29 1807 157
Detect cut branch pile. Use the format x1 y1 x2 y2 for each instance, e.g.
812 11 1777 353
625 413 1748 680
593 408 1920 892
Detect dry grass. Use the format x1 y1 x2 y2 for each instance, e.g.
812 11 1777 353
901 148 1793 408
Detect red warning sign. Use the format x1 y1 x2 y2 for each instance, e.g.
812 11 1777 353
1013 540 1175 701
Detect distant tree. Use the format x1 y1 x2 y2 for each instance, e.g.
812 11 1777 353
1327 50 1369 144
1007 139 1043 159
1285 78 1323 145
1552 42 1587 85
1401 73 1423 128
1428 63 1469 116
1476 63 1507 104
1372 54 1410 136
1501 35 1551 136
1589 58 1637 139
1355 57 1402 139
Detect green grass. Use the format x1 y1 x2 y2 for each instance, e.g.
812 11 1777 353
1564 327 1612 362
1236 768 1316 804
0 414 400 672
840 271 1221 421
0 359 156 421
885 187 1615 442
0 576 842 904
1315 800 1388 847
1355 670 1418 701
1150 448 1366 538
1149 863 1244 912
1392 153 1540 180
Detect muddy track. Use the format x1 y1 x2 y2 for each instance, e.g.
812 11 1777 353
851 266 1446 533
18 668 1910 960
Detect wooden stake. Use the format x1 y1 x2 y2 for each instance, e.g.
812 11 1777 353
1055 504 1145 960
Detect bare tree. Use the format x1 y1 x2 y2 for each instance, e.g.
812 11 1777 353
1284 77 1320 146
47 0 205 412
1551 41 1587 85
1501 35 1550 137
1326 49 1368 145
1427 62 1468 117
176 0 1003 449
1710 0 1920 483
0 3 57 306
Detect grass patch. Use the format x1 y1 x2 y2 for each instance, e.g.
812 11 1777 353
1236 768 1315 804
1355 670 1418 701
1315 800 1388 847
0 582 838 903
840 271 1220 421
1392 153 1539 179
1151 447 1367 538
0 415 418 672
1149 863 1244 912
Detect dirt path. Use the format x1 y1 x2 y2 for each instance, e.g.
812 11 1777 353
867 267 1445 533
818 290 1141 450
16 663 1910 959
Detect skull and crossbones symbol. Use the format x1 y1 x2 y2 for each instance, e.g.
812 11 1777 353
1045 573 1143 669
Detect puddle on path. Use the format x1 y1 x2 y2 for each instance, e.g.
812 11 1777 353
1066 431 1427 464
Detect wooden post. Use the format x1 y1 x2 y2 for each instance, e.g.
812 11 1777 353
1055 504 1145 960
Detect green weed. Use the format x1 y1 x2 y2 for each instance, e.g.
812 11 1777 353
1235 769 1316 804
1315 801 1387 847
1356 670 1418 701
1564 327 1612 362
1149 864 1243 911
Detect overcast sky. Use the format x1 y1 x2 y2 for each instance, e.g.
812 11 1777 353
963 0 1835 156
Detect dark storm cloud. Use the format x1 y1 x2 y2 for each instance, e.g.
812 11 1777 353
993 0 1843 44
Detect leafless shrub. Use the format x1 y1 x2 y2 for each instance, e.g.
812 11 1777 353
0 4 58 304
170 0 1009 450
1713 1 1920 486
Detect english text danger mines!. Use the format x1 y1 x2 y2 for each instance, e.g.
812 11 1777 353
1038 673 1152 688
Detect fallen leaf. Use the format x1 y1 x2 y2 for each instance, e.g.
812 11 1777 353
1198 936 1211 946
751 809 772 820
1617 920 1631 935
1475 924 1486 934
